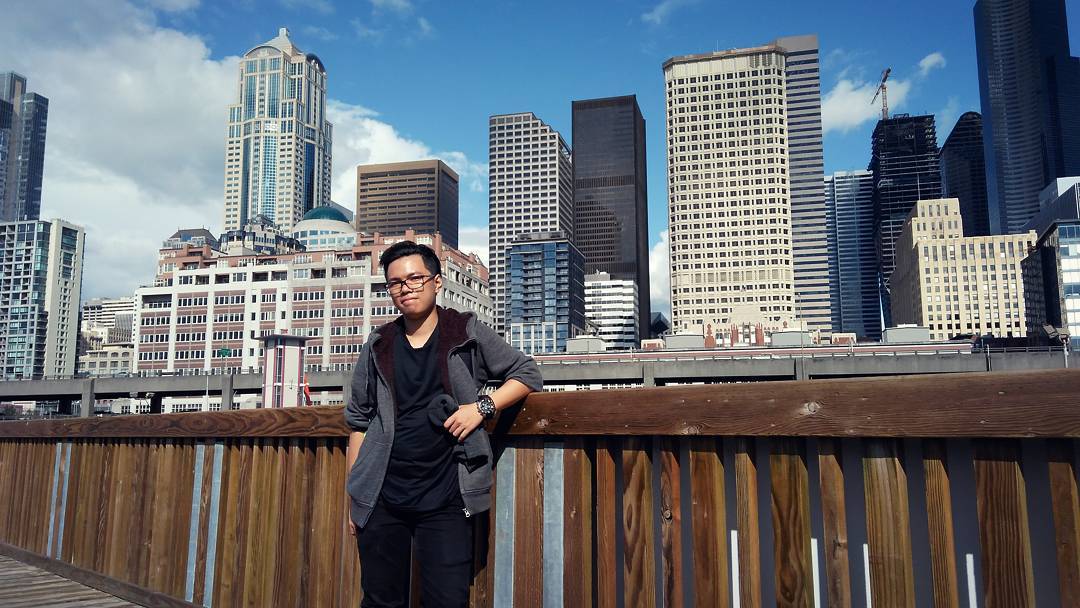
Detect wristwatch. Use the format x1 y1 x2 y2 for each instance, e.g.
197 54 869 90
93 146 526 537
476 394 497 420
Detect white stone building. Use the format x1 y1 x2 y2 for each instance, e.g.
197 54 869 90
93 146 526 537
584 272 638 349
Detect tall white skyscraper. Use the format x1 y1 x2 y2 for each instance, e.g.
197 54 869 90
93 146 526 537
487 112 574 335
663 40 802 338
223 28 333 234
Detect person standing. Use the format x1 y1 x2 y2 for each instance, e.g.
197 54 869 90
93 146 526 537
344 241 542 607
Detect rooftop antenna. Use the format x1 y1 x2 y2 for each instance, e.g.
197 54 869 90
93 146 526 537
870 67 892 120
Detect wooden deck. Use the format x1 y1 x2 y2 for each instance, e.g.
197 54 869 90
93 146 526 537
0 554 136 607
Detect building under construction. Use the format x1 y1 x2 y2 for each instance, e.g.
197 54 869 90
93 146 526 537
869 114 942 326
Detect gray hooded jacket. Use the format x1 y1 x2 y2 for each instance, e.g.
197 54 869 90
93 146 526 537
344 306 543 528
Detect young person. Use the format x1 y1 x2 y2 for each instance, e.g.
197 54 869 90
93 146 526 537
344 241 542 607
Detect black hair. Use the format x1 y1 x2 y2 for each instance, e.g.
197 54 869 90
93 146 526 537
379 240 441 277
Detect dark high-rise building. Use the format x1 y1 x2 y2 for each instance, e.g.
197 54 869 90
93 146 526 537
826 170 880 340
0 72 48 222
506 231 586 354
869 114 942 327
975 0 1080 234
940 112 990 237
355 160 459 249
571 95 649 343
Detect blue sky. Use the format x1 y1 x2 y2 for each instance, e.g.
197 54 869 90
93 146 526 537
3 0 1079 305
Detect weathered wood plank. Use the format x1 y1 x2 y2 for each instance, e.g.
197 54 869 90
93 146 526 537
124 440 150 585
308 438 337 607
275 438 304 608
0 544 194 608
863 439 915 608
595 438 618 608
689 436 728 608
922 439 959 608
817 439 851 608
563 437 593 608
735 438 762 608
974 440 1036 607
212 440 241 607
658 438 683 608
1048 439 1080 606
190 440 215 606
512 438 544 606
770 438 814 608
623 437 656 608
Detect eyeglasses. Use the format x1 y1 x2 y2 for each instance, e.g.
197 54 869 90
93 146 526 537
386 274 437 295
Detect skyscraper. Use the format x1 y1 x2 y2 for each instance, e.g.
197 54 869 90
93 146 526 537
223 28 333 234
356 160 459 248
664 38 813 339
0 72 48 222
571 95 649 343
940 112 990 237
506 231 585 354
975 0 1080 234
487 112 574 335
826 171 880 339
869 114 942 327
0 219 84 379
777 35 832 337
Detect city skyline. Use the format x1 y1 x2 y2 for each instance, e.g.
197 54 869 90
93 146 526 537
3 0 1080 313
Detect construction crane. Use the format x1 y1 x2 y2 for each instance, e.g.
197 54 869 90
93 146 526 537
870 67 892 120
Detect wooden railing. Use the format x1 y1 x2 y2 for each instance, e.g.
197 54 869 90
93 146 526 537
0 368 1079 607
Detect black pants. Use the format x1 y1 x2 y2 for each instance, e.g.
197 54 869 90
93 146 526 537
356 499 474 607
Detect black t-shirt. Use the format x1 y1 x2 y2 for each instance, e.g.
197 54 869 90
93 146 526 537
380 324 460 512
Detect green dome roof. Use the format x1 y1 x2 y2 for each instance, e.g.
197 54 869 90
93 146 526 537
302 206 349 222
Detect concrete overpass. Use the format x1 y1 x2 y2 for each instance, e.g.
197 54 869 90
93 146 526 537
0 349 1068 416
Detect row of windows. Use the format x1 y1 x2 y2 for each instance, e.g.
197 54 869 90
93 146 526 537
213 331 244 341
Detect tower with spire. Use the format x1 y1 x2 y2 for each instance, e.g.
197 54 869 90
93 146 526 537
222 28 333 233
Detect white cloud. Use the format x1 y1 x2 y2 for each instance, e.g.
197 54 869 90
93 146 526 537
280 0 334 15
371 0 412 13
649 230 671 317
417 16 433 37
147 0 200 11
642 0 695 25
822 51 947 135
301 25 338 41
326 99 487 216
918 52 946 77
351 17 384 41
937 96 962 133
0 1 238 300
0 0 486 299
457 225 488 265
821 76 912 135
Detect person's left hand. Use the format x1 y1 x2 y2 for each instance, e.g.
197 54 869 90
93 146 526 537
444 403 484 442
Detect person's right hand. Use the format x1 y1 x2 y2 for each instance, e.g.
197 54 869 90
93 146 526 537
346 517 356 536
